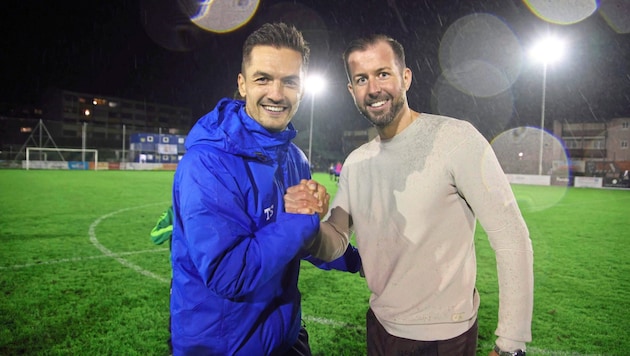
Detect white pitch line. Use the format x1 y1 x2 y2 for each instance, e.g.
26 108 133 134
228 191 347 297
88 202 171 284
86 204 370 334
302 315 362 330
2 203 607 356
0 248 167 270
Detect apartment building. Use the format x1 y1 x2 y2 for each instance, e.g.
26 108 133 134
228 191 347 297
41 88 192 149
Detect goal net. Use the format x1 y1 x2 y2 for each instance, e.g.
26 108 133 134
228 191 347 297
25 147 99 170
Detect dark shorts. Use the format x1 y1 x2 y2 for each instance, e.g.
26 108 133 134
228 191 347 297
366 308 478 356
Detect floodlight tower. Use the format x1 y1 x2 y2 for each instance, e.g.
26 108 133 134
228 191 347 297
529 36 566 175
305 74 326 165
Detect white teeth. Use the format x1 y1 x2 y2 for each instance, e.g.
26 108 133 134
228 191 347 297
264 105 284 112
369 101 386 108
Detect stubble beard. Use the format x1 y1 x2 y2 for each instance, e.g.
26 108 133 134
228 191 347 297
358 94 405 128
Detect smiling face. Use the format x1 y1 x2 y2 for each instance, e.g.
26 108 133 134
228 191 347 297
237 45 305 132
346 40 412 137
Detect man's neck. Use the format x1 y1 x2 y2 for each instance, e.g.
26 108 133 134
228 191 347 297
377 108 417 140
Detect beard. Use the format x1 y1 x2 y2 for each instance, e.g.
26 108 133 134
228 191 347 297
358 93 405 128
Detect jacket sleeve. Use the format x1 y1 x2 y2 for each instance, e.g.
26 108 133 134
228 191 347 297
173 151 319 299
303 244 362 273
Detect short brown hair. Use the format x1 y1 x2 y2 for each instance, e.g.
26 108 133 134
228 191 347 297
342 34 406 82
242 23 310 73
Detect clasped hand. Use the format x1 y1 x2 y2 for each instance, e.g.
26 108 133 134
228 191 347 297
284 179 330 220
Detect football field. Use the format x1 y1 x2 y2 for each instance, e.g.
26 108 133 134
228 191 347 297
1 170 628 355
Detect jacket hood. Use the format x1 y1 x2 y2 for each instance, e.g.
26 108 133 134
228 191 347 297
185 98 298 160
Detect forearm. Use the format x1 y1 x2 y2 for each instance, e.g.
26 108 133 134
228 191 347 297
306 207 352 261
493 247 534 351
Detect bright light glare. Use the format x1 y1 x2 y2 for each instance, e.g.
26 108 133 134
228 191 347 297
305 74 326 95
529 36 566 64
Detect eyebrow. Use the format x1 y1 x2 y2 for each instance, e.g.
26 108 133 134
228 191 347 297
251 71 301 82
352 66 392 79
251 70 272 78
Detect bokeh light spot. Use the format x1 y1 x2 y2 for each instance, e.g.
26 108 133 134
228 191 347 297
598 0 630 34
432 74 514 139
491 127 570 212
438 13 522 98
181 0 260 34
524 0 598 25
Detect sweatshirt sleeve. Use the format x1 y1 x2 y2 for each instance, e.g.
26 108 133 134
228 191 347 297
174 151 319 299
448 122 534 351
305 208 351 262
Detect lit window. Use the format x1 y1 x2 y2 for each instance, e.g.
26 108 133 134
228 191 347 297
20 127 32 133
92 98 108 105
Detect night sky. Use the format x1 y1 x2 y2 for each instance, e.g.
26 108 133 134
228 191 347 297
2 0 629 142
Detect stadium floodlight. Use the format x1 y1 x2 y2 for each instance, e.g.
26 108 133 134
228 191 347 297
305 74 326 165
529 36 566 175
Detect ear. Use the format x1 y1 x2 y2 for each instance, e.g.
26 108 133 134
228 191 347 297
346 82 356 99
403 68 412 91
237 73 246 98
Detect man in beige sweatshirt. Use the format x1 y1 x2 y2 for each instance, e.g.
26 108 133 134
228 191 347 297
286 34 533 356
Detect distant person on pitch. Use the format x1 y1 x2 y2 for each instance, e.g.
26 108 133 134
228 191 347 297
285 34 533 356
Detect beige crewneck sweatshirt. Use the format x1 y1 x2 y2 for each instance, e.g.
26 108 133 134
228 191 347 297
314 113 533 351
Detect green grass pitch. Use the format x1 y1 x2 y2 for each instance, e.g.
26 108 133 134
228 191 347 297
0 169 628 355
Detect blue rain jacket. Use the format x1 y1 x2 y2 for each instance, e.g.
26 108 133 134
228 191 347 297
170 98 360 355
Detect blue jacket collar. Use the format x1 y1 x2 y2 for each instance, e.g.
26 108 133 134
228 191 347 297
185 98 298 161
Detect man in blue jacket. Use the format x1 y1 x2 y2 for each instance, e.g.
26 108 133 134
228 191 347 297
170 23 360 355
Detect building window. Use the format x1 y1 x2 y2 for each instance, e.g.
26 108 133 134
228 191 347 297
622 140 629 149
622 121 629 129
159 107 176 115
92 98 108 106
565 140 581 149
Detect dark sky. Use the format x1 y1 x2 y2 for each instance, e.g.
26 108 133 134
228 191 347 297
1 0 629 140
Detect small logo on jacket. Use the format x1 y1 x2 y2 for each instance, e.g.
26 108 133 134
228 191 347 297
264 205 274 220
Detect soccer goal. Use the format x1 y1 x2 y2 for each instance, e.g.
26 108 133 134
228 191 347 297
25 147 99 170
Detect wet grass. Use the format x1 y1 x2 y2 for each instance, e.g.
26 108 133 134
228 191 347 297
0 170 627 355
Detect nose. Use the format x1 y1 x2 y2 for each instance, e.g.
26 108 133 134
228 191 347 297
367 78 381 95
266 80 284 101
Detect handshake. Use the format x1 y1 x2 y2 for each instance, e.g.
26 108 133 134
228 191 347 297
284 179 331 220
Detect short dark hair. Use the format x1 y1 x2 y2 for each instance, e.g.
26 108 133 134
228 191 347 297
242 22 310 73
342 34 406 82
